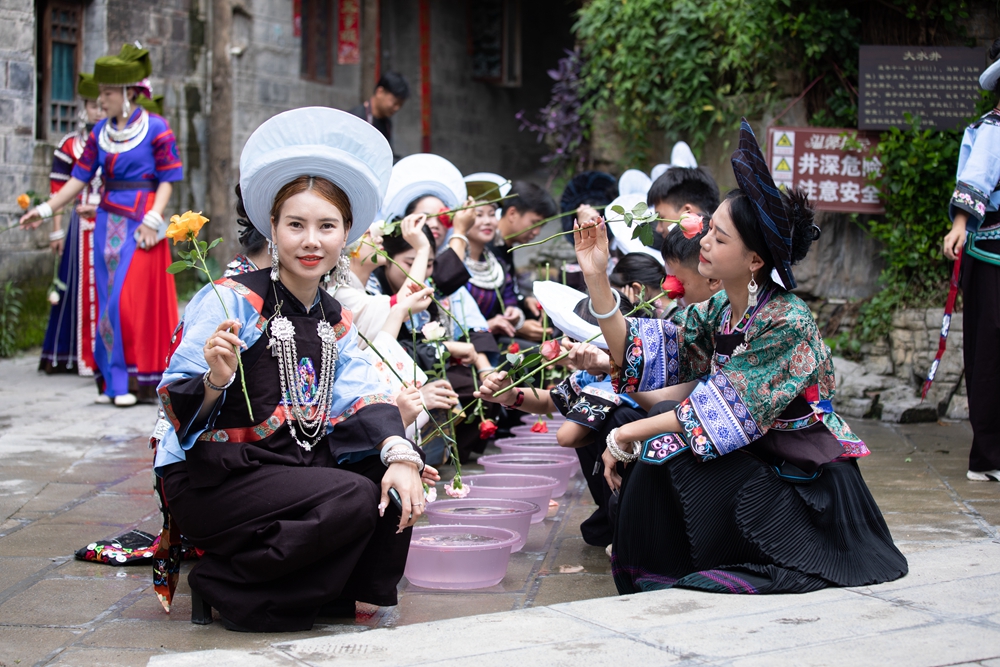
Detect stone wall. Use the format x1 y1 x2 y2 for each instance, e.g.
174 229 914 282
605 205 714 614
0 0 46 284
832 307 965 423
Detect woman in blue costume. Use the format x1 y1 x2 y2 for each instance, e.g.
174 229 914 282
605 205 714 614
153 107 425 632
21 44 182 406
38 73 104 375
574 119 907 595
941 37 1000 482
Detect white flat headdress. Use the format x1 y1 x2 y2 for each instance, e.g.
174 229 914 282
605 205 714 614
380 153 467 222
239 107 392 246
981 57 1000 91
532 281 608 349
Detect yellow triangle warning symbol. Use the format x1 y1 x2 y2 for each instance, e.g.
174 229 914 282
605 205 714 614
776 133 793 148
775 157 792 172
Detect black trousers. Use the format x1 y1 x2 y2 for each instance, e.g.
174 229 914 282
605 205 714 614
162 456 409 632
961 239 1000 472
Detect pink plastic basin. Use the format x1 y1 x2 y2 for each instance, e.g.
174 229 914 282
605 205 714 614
405 525 518 590
509 425 560 441
520 414 566 426
495 437 571 458
424 498 538 552
477 453 578 499
466 473 558 523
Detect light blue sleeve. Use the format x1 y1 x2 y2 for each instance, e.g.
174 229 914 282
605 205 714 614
156 281 263 456
951 123 1000 229
448 286 491 337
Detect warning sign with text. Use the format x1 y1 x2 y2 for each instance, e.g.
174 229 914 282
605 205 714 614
765 127 885 214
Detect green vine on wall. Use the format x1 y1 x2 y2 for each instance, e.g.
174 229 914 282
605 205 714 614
573 0 861 161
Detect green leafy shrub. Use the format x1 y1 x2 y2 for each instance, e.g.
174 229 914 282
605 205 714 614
574 0 860 161
0 281 23 358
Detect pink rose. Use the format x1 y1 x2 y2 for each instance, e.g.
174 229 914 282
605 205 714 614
679 213 704 239
540 339 561 361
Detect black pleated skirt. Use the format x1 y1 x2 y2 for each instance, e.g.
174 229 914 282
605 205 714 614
612 451 908 595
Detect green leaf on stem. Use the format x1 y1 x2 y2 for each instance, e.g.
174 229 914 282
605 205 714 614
611 204 625 215
166 261 191 274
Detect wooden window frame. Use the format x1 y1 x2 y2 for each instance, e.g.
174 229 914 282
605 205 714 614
300 0 334 85
37 0 83 141
469 0 521 88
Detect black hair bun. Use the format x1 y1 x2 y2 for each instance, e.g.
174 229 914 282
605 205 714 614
990 37 1000 62
782 187 817 264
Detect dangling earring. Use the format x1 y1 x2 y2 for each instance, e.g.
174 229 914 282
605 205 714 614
334 250 352 286
270 240 280 282
122 87 131 120
747 271 759 308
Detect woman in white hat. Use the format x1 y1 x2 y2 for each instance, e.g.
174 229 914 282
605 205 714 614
941 38 1000 483
151 107 425 632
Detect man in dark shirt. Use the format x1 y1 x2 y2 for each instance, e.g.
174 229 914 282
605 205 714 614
348 71 409 155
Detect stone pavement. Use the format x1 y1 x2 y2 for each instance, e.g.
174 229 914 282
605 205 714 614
0 353 997 666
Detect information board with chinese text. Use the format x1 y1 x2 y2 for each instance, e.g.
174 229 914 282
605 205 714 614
859 45 982 131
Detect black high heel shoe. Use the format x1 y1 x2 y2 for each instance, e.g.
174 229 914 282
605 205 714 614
190 588 252 631
190 588 213 625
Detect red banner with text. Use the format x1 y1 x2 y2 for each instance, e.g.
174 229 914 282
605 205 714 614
338 0 360 65
766 127 885 214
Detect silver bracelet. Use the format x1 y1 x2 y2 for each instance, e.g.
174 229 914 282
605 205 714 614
203 370 236 391
385 449 425 471
380 436 414 465
142 211 164 231
451 233 470 247
588 290 622 320
606 427 639 463
49 228 66 242
35 203 54 219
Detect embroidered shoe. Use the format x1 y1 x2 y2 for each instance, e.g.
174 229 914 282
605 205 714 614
967 470 1000 482
113 393 137 407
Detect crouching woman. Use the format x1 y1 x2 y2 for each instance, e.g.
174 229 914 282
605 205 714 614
575 120 908 596
153 108 424 632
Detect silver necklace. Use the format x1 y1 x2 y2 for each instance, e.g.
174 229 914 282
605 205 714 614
98 109 149 154
466 249 504 290
268 306 340 451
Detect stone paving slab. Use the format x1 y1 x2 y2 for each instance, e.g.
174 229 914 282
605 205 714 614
148 541 1000 667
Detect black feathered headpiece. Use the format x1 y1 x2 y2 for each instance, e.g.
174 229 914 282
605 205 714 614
730 118 795 290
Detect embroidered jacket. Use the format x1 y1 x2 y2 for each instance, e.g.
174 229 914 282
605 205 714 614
612 289 868 465
950 109 1000 230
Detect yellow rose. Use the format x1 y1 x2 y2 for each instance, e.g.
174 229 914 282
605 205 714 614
166 211 210 244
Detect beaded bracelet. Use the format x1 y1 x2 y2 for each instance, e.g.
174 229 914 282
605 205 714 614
203 370 236 391
49 228 66 242
606 427 639 463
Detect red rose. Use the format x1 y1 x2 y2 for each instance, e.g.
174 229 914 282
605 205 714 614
507 342 520 354
530 420 549 433
662 275 685 300
437 206 453 229
540 339 561 361
479 419 498 439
